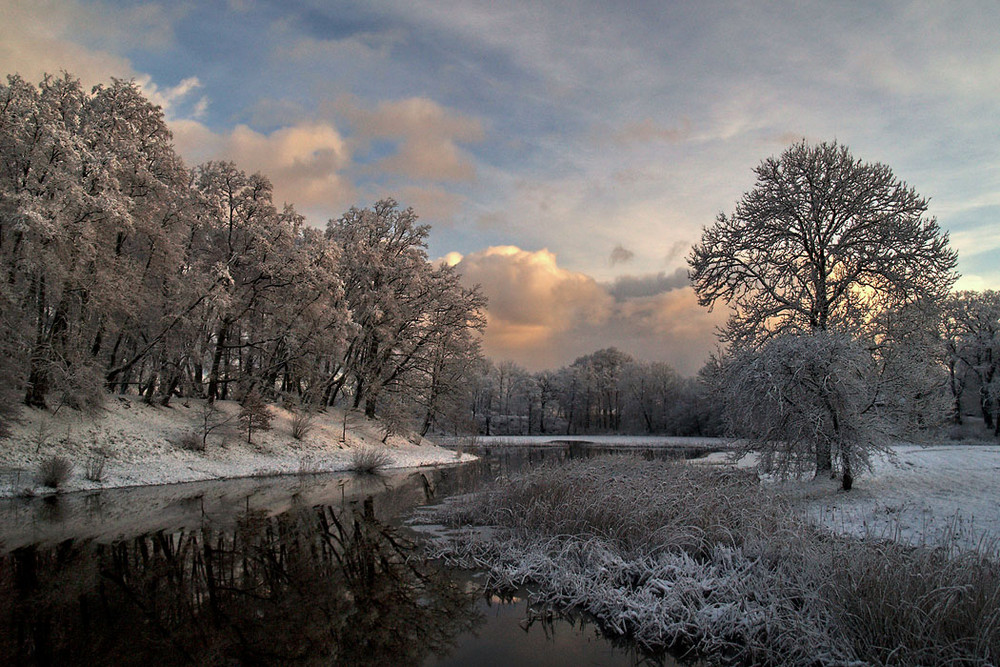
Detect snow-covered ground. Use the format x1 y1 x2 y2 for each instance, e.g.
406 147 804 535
789 444 1000 551
699 444 1000 552
0 396 473 498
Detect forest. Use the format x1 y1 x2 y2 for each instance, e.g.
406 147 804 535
0 73 485 438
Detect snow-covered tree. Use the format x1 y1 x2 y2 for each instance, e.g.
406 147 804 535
722 328 947 490
326 200 485 420
690 141 958 479
689 140 958 348
944 291 1000 433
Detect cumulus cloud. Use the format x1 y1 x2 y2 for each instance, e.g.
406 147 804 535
0 0 138 87
454 246 611 348
171 119 355 214
345 97 484 182
453 246 725 374
609 244 635 266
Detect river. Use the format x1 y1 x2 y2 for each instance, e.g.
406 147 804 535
0 440 718 665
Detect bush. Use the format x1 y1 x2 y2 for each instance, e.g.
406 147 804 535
84 447 112 482
37 455 73 488
349 446 393 475
291 410 316 441
178 432 205 452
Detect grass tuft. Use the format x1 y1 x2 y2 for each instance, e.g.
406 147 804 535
349 446 393 474
37 455 73 489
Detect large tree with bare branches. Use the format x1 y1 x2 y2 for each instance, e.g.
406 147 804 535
689 140 958 347
690 141 958 485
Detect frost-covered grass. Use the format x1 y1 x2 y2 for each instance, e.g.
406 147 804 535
348 445 394 474
425 457 1000 666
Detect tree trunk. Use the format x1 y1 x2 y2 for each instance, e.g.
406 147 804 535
982 387 995 430
206 320 230 403
815 440 832 478
841 444 854 491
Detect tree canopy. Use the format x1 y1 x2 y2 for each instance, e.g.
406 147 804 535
689 140 958 347
0 72 486 437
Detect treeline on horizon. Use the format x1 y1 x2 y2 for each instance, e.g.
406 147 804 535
0 72 488 437
467 348 722 437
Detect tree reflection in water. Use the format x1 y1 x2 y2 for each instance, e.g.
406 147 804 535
1 499 482 665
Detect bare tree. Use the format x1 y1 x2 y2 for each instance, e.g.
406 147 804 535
690 140 957 346
690 140 958 476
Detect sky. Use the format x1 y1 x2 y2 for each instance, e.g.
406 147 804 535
2 0 998 375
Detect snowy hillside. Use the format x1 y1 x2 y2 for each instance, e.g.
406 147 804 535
0 397 472 497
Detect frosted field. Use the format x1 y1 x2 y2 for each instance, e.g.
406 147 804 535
785 444 1000 551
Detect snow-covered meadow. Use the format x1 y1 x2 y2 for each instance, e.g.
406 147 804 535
0 397 472 498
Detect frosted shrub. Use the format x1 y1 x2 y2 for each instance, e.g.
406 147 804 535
291 410 316 441
349 446 393 474
38 455 73 489
84 448 111 482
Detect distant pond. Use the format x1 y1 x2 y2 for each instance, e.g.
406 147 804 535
0 440 720 665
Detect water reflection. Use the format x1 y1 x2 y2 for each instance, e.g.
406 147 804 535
0 502 481 665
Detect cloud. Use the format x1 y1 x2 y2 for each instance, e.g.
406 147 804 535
453 246 725 374
609 244 635 266
136 75 208 118
610 118 692 146
0 0 136 87
345 97 484 182
171 119 355 215
392 185 465 225
607 268 689 300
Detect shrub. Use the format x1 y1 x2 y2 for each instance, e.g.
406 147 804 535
349 446 393 474
38 455 73 488
291 410 316 441
298 455 321 475
178 432 205 452
84 448 111 482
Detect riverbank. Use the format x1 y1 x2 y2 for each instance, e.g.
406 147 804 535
0 396 473 498
424 456 1000 666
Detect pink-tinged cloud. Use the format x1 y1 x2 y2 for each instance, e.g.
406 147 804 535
452 246 727 375
171 119 356 214
346 97 484 182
